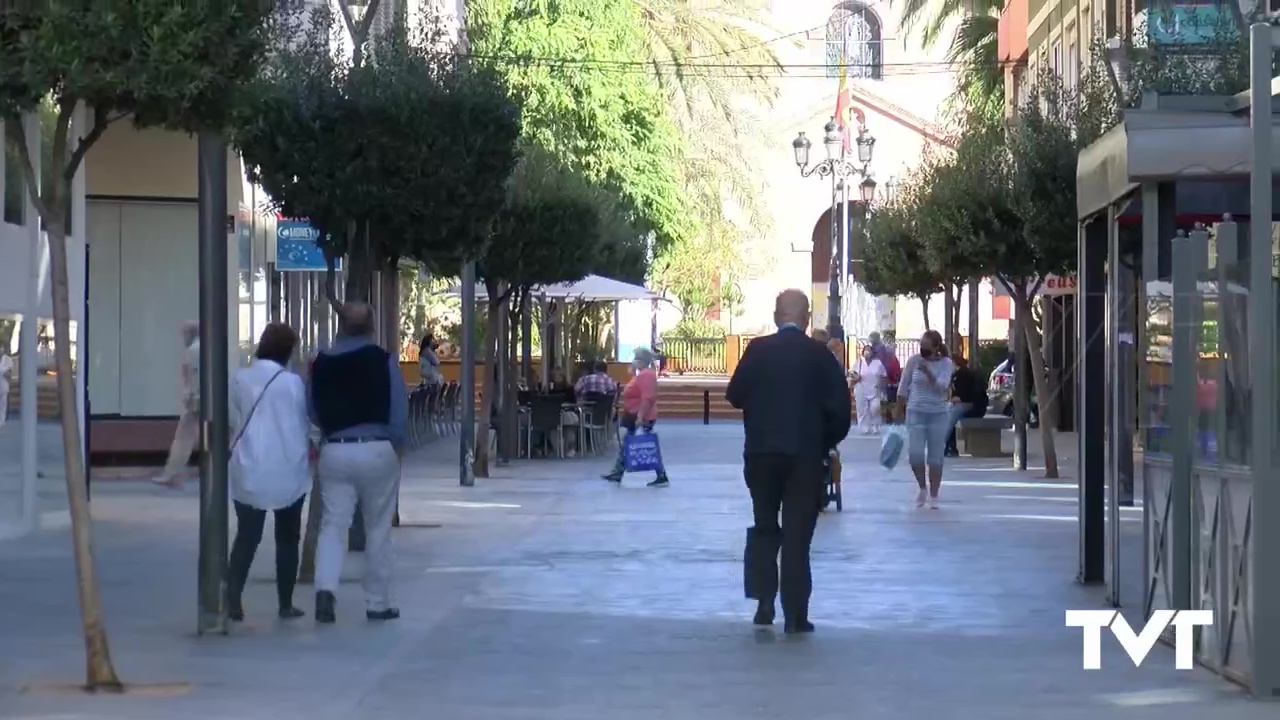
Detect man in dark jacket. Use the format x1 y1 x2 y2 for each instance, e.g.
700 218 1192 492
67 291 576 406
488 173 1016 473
726 289 852 633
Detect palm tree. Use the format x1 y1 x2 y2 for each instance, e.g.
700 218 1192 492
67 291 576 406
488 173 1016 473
635 0 787 302
895 0 1004 114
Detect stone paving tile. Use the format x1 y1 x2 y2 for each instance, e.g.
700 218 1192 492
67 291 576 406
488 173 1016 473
0 421 1266 719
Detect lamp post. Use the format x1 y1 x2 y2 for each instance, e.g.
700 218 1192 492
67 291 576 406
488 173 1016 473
792 118 876 340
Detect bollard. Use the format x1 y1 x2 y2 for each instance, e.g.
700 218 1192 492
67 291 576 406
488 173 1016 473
703 389 710 425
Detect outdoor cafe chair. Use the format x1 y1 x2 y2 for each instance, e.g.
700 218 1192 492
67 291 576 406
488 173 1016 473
525 395 566 459
580 392 616 456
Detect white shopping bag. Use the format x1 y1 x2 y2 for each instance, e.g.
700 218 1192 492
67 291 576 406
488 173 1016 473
879 425 906 469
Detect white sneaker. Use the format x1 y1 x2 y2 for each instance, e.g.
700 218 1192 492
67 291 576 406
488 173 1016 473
928 495 940 509
915 489 928 507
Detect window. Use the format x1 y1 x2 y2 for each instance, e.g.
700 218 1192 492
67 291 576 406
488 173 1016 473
826 2 883 80
1051 41 1062 77
1066 42 1078 92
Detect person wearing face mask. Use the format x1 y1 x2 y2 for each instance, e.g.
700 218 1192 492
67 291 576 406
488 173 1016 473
851 344 886 435
895 330 955 508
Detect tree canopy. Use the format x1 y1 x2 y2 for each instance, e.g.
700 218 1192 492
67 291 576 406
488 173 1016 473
232 6 522 296
468 0 691 253
862 200 943 308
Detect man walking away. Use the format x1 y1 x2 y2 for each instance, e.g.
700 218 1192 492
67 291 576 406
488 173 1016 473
727 290 851 633
155 321 201 488
310 303 408 624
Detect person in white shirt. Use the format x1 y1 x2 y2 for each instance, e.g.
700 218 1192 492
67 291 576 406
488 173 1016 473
851 344 886 435
155 321 201 488
225 322 314 622
0 351 13 429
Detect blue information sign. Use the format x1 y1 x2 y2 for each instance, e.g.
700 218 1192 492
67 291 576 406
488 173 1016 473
275 218 337 272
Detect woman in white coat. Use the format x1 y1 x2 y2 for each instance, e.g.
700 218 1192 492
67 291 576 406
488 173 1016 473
852 344 886 435
226 323 314 621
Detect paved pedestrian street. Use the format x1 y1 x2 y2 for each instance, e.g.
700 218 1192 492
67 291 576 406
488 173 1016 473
0 422 1269 719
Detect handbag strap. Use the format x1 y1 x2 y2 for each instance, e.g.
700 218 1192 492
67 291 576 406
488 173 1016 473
231 369 285 452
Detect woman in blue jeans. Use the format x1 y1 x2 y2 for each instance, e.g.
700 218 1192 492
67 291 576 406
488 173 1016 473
896 330 955 508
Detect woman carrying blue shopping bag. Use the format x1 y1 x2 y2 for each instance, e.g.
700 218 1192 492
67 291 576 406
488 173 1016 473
602 348 670 487
896 330 955 509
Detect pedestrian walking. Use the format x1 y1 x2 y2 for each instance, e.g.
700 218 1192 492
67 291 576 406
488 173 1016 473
154 321 200 488
852 344 886 435
896 330 955 508
727 289 851 633
944 355 987 456
602 347 669 487
310 303 408 624
225 323 312 622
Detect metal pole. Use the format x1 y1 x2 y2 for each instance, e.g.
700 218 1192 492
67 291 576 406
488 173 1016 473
827 177 841 339
967 280 979 360
19 111 42 534
196 131 230 636
1169 230 1196 614
459 261 476 486
1247 22 1280 698
840 181 851 338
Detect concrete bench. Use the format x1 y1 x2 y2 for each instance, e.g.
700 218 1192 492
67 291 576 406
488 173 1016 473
957 416 1013 457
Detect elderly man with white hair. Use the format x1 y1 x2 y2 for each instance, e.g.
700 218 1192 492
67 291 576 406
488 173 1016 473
601 346 669 487
155 320 201 488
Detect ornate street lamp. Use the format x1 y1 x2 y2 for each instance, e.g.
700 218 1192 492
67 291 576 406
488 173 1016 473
791 118 877 340
859 176 877 204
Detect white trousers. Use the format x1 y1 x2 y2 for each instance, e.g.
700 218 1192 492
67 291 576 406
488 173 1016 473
315 440 401 611
161 410 201 480
856 392 881 433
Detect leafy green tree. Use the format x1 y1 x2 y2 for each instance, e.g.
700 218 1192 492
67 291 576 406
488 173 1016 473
467 0 691 253
234 6 521 304
0 1 280 690
637 0 785 312
894 0 1003 117
472 147 607 476
862 200 944 328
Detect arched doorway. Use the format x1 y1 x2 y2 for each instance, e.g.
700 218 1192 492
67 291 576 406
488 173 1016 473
808 200 867 285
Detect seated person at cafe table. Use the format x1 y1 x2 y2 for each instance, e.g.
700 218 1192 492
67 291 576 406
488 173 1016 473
575 361 618 397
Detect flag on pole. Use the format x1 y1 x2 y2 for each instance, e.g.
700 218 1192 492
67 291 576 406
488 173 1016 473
834 62 854 153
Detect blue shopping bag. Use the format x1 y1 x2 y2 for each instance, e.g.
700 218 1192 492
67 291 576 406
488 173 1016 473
879 425 906 470
623 431 665 473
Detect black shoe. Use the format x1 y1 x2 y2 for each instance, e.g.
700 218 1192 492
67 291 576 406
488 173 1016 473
602 473 622 482
753 602 775 626
227 593 245 622
647 475 669 487
366 608 401 622
784 619 816 634
278 606 305 620
315 591 336 624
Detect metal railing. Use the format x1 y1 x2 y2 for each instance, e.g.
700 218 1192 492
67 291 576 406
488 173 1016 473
659 336 727 375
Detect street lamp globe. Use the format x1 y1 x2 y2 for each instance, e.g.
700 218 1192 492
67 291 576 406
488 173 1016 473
859 176 877 204
823 118 842 161
792 132 811 168
855 131 875 164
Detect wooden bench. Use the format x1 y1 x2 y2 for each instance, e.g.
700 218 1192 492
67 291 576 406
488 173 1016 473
957 416 1013 457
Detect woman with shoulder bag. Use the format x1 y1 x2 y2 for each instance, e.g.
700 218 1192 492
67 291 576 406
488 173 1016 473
226 323 314 621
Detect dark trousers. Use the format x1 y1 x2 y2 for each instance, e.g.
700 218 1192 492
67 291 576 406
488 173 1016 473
744 453 822 621
945 402 987 454
228 495 306 611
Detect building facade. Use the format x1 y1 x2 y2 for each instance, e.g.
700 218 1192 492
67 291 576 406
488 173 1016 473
726 0 1010 342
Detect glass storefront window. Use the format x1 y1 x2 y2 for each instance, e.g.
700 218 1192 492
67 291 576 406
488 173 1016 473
1218 222 1250 467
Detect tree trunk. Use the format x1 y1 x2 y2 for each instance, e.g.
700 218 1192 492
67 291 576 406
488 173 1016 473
918 295 931 330
501 291 520 460
46 219 124 691
473 280 502 478
343 222 373 303
520 288 533 386
1014 292 1059 478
